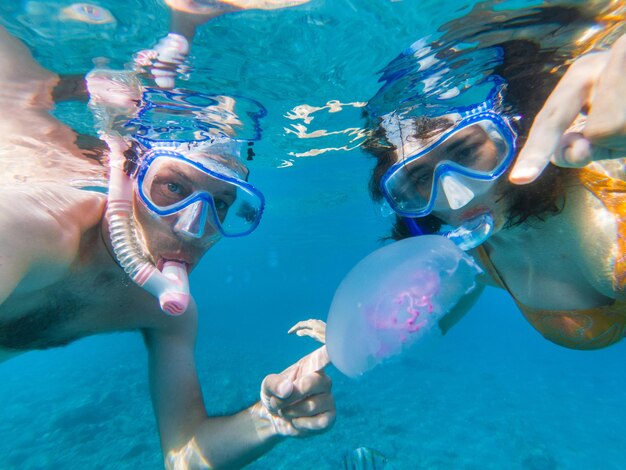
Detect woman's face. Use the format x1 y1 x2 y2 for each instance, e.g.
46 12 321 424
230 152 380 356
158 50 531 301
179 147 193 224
406 122 513 231
431 177 510 231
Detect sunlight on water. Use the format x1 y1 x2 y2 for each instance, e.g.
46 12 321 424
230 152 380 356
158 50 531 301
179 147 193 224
283 100 368 158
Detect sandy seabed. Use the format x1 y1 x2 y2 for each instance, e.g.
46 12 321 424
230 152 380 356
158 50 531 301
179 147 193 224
1 287 625 469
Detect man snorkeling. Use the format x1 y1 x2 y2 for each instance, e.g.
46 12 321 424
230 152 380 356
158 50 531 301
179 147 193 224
364 3 626 348
0 1 334 467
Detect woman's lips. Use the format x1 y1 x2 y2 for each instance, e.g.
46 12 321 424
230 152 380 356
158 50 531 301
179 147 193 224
459 205 492 222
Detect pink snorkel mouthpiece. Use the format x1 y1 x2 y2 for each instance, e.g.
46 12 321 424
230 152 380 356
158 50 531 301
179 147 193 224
134 261 190 316
160 291 190 316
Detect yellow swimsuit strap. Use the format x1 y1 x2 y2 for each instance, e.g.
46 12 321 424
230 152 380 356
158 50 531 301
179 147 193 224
572 1 625 56
475 241 626 350
578 167 626 292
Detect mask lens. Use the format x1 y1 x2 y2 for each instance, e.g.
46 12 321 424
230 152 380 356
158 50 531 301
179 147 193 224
139 154 263 236
214 181 263 236
383 117 512 215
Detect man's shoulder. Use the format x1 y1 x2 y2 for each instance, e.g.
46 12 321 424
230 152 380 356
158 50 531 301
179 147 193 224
0 184 106 281
0 183 105 223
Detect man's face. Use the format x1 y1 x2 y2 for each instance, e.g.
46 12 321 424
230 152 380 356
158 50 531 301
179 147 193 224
132 151 253 273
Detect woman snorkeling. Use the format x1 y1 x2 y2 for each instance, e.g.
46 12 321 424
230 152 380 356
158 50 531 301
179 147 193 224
363 1 626 349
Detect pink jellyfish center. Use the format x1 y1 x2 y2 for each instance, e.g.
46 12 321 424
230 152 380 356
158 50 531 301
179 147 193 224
370 268 441 338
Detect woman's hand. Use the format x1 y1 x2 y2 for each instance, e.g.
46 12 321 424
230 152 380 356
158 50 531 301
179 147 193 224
509 34 626 184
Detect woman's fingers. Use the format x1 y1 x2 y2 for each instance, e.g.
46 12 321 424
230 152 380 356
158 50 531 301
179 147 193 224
509 52 607 184
584 34 626 152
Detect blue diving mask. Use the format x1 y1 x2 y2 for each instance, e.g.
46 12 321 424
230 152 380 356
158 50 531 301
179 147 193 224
379 87 518 250
380 110 517 219
136 149 265 238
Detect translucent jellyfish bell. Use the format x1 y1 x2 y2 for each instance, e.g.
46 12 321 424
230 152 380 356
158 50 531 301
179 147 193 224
326 235 481 377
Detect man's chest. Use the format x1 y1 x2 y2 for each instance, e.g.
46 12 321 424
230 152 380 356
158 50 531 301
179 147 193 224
0 268 149 351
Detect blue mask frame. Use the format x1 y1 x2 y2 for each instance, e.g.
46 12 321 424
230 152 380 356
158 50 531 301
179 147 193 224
380 109 517 219
136 149 265 237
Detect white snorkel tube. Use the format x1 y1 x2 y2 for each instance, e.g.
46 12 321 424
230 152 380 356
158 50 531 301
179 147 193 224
87 65 190 316
104 135 190 315
105 135 190 315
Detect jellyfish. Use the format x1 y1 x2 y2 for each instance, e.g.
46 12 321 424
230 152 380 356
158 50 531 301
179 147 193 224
325 235 481 377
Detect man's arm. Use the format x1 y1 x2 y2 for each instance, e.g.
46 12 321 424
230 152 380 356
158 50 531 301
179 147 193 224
52 74 90 103
164 0 311 41
143 312 281 469
143 311 333 469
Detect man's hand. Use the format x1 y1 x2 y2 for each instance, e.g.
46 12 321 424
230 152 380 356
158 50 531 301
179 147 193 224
86 66 141 132
288 318 326 344
85 67 141 110
509 34 626 184
165 0 309 14
257 321 333 438
134 33 190 89
259 362 335 437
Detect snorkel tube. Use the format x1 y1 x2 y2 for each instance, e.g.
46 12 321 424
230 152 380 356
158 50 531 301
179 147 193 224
105 135 190 316
86 64 190 316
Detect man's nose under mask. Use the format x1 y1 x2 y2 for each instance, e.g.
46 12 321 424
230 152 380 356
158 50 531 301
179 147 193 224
173 200 220 241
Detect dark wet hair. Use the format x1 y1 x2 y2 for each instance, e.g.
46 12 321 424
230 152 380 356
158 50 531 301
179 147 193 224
364 14 593 240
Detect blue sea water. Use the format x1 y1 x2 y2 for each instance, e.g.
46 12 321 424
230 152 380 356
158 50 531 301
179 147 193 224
1 1 626 469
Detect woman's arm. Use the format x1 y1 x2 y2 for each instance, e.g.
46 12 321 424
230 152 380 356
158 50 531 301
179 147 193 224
510 34 626 184
438 283 486 335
